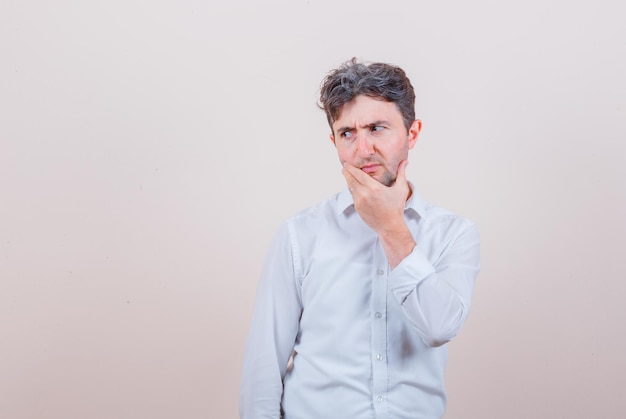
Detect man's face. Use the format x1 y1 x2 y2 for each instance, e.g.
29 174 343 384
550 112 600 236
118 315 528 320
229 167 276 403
330 95 421 186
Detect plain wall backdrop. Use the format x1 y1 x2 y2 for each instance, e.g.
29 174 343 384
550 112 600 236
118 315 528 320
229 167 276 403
1 1 625 418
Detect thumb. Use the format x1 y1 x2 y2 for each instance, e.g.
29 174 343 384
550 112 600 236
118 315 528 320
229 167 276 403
396 160 409 183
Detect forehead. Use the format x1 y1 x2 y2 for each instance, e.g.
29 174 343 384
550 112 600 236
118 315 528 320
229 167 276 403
333 95 403 126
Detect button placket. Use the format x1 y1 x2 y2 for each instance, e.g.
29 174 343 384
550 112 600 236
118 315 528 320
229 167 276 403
371 237 389 417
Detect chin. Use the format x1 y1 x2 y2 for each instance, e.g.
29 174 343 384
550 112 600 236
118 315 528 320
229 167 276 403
378 173 396 187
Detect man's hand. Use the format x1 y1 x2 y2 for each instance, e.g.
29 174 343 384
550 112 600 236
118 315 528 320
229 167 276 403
342 160 410 234
342 160 416 269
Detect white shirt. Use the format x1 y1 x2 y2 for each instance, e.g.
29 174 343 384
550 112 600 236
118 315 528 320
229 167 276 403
240 185 480 419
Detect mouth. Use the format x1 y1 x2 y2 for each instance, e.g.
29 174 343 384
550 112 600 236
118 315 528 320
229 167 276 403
360 164 380 174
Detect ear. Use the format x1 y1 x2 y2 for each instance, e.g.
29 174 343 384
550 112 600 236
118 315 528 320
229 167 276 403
408 119 422 150
330 133 336 146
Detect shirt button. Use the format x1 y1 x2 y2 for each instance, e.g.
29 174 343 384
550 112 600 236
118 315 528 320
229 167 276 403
376 354 383 361
376 269 384 276
375 312 382 319
377 396 384 403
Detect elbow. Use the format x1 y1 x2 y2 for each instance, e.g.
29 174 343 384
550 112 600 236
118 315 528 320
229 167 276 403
421 328 457 348
400 288 471 348
418 307 468 348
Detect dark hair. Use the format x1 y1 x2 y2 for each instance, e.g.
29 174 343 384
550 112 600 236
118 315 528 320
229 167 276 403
318 57 416 133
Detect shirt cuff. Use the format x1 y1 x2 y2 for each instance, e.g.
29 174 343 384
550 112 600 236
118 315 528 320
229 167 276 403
389 246 436 304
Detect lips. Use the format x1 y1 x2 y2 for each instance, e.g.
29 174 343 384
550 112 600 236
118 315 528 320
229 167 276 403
361 164 380 174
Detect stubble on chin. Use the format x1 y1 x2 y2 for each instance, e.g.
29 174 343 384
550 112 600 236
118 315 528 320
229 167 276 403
379 170 396 187
356 158 396 187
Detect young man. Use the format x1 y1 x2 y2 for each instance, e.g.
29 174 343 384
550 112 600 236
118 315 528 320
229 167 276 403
240 58 480 419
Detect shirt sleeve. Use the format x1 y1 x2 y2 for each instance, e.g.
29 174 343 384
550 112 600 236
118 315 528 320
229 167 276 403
239 221 303 419
388 221 480 347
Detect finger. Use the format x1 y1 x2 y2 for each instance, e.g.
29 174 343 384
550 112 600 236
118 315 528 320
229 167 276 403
395 160 409 184
341 163 361 186
341 164 360 194
342 162 377 187
341 163 356 184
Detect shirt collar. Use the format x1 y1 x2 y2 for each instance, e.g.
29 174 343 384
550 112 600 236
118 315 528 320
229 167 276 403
336 181 428 219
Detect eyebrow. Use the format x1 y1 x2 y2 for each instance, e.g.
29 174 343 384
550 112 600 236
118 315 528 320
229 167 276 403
366 120 391 128
336 120 391 134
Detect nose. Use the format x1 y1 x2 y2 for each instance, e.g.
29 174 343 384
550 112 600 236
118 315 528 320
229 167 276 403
355 132 375 157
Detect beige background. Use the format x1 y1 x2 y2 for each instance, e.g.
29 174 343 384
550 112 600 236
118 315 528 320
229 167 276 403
1 1 625 418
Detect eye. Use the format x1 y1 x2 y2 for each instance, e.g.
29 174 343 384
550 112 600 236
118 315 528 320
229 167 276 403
371 125 384 132
341 130 353 139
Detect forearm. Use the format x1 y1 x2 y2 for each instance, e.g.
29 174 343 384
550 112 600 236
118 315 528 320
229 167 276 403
393 268 470 347
389 225 480 347
378 220 416 270
239 359 285 419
